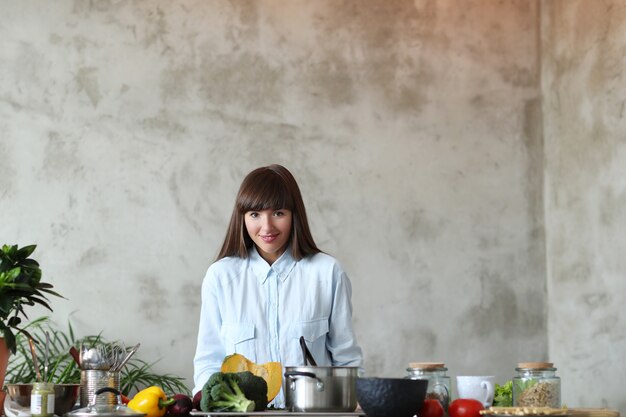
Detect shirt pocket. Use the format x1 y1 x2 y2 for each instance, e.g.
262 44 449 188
221 323 256 362
289 317 329 364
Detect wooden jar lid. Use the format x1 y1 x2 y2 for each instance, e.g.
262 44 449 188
517 362 554 369
409 362 446 369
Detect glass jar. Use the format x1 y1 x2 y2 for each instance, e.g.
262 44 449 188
512 362 561 408
406 362 451 409
31 382 55 417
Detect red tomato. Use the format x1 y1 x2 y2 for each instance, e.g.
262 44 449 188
419 399 445 417
448 399 484 417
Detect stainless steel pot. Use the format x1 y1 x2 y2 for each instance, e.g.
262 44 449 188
284 365 359 412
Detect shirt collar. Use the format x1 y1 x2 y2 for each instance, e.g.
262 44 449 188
249 246 297 284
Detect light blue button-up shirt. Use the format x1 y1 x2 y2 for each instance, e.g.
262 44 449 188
192 246 363 407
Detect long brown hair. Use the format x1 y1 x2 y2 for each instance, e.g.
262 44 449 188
216 164 321 261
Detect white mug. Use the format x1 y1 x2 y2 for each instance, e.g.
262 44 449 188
456 375 495 407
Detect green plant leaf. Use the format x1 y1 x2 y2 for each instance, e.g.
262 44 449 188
15 245 37 260
5 316 191 396
1 245 18 259
37 287 65 299
7 316 21 327
19 259 40 268
27 296 53 311
3 327 16 354
5 267 21 282
0 244 61 352
0 298 12 315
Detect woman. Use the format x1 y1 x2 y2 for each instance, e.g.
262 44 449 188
192 164 363 406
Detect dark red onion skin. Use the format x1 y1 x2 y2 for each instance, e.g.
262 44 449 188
167 394 193 417
192 391 202 411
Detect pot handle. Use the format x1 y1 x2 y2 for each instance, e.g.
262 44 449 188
299 336 318 366
95 387 120 396
284 370 325 391
90 387 122 407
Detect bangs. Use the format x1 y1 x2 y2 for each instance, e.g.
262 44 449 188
236 171 294 213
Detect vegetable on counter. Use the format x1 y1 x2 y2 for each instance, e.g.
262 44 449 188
166 394 193 417
128 386 176 417
221 353 282 402
493 381 513 407
419 398 445 417
449 398 484 417
192 391 202 411
200 371 268 412
235 371 269 411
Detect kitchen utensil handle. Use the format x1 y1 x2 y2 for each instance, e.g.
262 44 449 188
28 338 42 381
299 336 318 366
43 332 50 381
285 371 324 391
112 342 140 372
69 346 81 366
284 371 323 383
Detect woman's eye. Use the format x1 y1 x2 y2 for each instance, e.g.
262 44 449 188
274 211 284 217
249 212 259 218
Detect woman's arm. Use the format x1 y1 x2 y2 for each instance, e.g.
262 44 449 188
192 270 226 395
326 265 363 367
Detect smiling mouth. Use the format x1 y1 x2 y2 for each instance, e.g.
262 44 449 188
260 234 278 243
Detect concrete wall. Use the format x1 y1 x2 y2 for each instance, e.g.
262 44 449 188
542 0 626 411
0 0 621 411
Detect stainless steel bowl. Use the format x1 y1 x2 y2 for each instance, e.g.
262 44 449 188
4 383 80 416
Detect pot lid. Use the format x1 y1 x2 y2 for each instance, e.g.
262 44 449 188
66 403 146 417
65 388 145 417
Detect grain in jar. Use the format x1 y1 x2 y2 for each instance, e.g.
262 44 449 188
512 362 561 408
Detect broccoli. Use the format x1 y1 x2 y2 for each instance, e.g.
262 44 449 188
237 371 269 411
200 372 255 412
199 371 268 412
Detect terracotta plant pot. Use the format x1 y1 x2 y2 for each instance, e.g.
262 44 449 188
0 337 10 412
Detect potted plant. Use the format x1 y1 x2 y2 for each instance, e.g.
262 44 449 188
0 244 62 352
0 244 63 407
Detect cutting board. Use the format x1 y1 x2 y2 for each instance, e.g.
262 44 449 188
569 408 620 417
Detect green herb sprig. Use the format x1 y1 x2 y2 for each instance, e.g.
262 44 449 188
493 380 513 407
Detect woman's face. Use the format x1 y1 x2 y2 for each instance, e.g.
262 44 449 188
244 208 292 264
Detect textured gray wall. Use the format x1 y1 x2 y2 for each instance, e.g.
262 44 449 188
1 0 619 411
542 0 626 412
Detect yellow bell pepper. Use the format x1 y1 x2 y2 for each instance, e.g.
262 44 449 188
127 386 175 417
